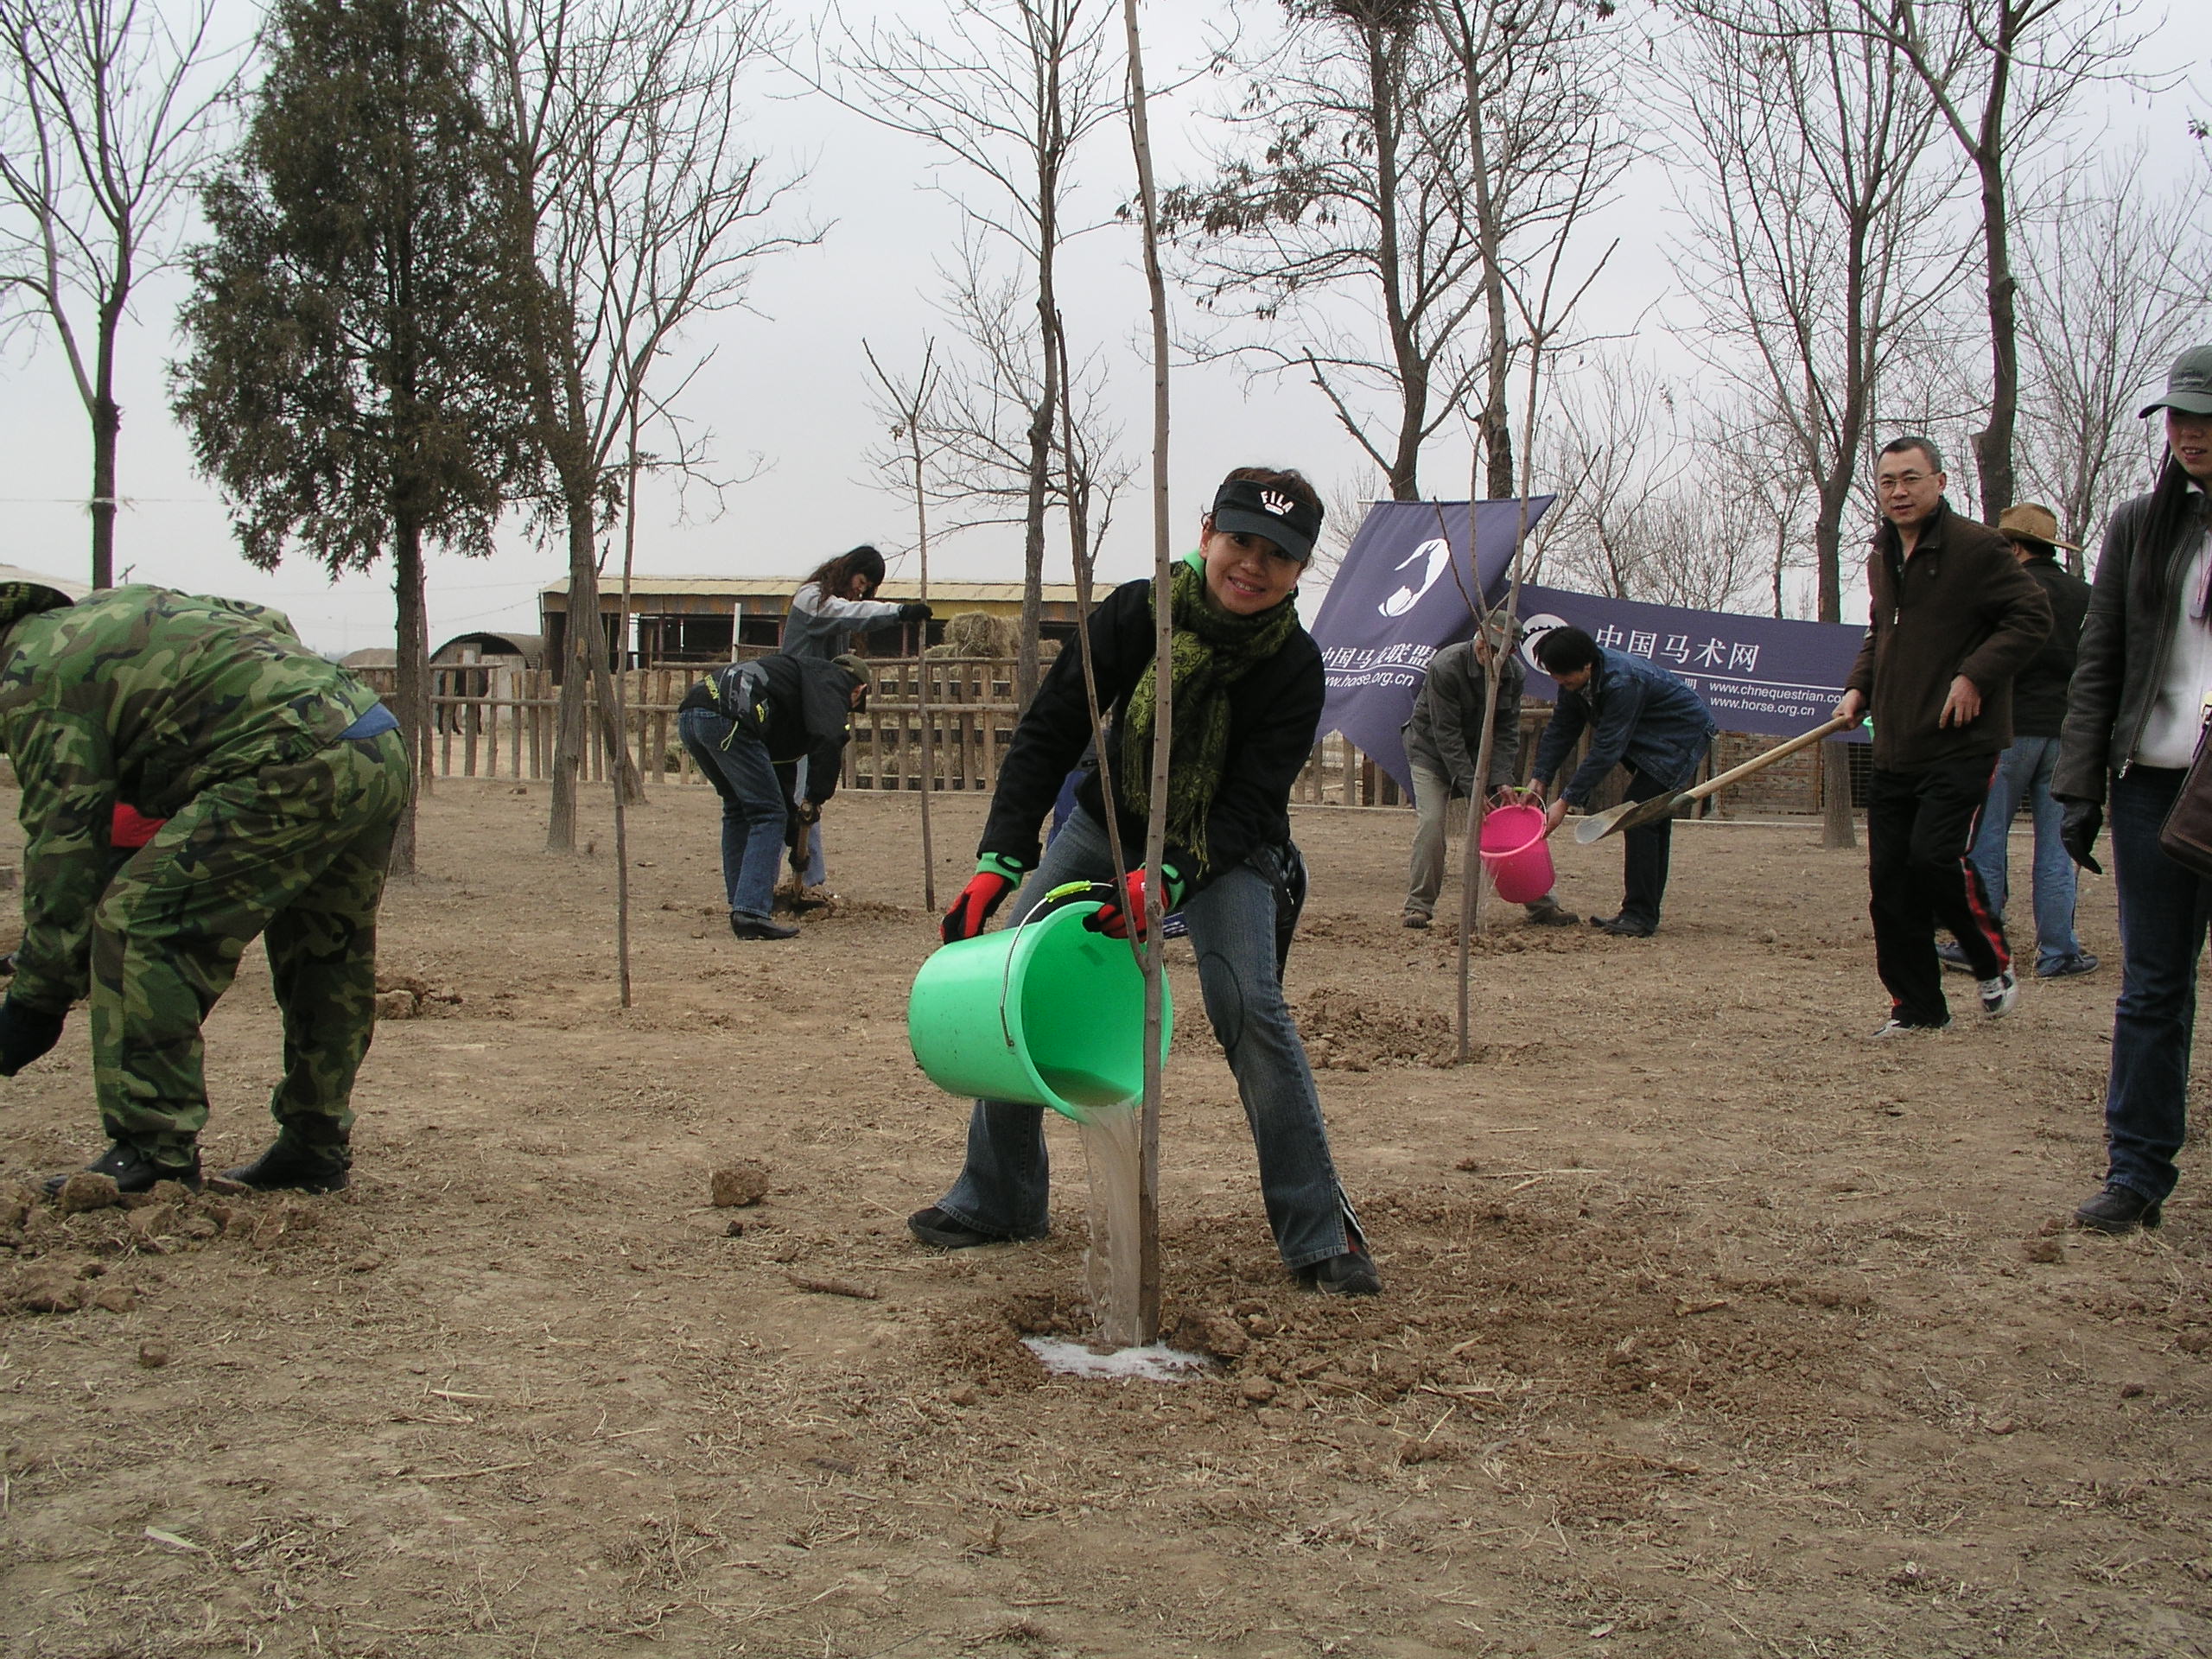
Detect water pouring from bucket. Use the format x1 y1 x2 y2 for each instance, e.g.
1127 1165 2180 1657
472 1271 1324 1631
906 881 1173 1122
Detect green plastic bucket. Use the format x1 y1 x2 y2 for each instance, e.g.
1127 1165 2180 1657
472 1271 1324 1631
906 881 1173 1122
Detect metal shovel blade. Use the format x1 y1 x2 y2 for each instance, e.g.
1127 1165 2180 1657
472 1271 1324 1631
1572 792 1678 844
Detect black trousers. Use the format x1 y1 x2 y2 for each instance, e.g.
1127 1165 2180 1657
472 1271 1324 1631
1867 759 2012 1025
1618 769 1675 930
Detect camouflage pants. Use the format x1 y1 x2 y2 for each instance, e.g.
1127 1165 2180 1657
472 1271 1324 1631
88 730 410 1160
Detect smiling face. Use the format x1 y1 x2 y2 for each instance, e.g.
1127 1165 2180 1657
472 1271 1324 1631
2171 409 2212 482
1876 445 1946 531
1198 521 1303 617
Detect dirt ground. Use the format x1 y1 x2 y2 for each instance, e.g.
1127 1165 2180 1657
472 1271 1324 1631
1 775 2207 1659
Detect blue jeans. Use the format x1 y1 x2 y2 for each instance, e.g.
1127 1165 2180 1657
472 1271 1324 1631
2102 766 2212 1203
934 805 1360 1269
1968 736 2082 970
677 706 787 918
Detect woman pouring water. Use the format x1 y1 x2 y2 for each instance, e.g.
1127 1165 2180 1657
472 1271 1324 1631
908 467 1377 1295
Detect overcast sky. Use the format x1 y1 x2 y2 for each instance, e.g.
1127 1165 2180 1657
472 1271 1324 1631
0 0 2202 657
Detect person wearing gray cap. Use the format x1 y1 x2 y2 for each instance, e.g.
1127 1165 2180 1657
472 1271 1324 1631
2053 343 2212 1234
1399 616 1576 931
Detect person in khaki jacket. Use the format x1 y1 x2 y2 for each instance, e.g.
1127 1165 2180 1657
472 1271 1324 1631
1399 618 1574 930
1834 435 2051 1037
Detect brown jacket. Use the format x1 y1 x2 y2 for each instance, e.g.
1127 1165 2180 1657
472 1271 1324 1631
1843 500 2051 771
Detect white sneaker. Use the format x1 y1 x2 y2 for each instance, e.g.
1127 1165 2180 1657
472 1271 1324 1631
1978 969 2019 1018
1871 1016 1950 1039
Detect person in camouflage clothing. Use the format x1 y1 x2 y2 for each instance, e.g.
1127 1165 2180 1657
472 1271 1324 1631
0 581 410 1195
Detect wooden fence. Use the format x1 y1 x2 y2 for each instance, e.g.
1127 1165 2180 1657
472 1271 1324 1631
352 660 1845 812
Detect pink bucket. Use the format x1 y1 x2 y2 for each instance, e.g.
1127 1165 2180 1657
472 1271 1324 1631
1478 803 1554 904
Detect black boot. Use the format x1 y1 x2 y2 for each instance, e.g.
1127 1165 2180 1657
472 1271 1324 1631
43 1140 201 1198
730 911 798 942
221 1135 352 1194
2074 1183 2161 1235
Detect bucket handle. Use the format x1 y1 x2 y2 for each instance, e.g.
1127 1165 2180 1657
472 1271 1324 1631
995 880 1116 1052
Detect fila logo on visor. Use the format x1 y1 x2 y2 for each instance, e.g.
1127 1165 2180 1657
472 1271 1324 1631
1261 490 1293 517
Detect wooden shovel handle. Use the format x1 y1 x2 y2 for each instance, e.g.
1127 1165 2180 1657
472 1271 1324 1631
1676 714 1858 805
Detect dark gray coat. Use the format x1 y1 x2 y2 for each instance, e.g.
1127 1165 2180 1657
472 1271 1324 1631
1402 642 1522 794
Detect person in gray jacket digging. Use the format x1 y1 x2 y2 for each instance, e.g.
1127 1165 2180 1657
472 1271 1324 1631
1401 619 1575 929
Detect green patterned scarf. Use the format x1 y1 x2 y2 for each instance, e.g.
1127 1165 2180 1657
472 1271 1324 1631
1116 558 1300 867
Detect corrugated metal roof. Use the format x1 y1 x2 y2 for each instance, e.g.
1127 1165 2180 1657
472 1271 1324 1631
542 576 1088 603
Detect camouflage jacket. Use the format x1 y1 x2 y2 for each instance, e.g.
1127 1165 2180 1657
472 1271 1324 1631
0 586 382 1012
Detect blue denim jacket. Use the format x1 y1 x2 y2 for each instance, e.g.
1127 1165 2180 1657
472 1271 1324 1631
1531 648 1719 806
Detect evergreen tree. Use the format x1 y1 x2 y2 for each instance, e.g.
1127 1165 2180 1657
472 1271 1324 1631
170 0 542 873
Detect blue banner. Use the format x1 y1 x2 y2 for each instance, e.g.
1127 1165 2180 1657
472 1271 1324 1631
1310 499 1554 789
1514 584 1866 741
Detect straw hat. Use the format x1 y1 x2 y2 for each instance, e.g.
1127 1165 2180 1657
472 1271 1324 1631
1994 503 2079 554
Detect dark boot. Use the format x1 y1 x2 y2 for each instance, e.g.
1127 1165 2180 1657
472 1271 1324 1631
43 1141 201 1198
730 911 798 942
2074 1184 2162 1236
221 1135 351 1194
1523 895 1579 926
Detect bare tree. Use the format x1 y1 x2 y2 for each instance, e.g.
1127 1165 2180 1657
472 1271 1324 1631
812 0 1122 709
0 0 244 588
1670 0 1966 847
1839 0 2156 521
461 0 813 854
1427 0 1625 497
1166 1 1477 501
2015 143 2212 570
913 235 1129 587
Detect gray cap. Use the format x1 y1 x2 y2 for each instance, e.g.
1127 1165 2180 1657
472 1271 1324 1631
2139 343 2212 418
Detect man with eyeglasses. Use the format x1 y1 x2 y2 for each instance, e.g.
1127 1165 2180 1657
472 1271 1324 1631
1834 436 2051 1037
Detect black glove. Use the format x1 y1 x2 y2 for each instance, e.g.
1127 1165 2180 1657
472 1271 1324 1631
2059 799 2103 874
898 601 933 624
0 997 67 1077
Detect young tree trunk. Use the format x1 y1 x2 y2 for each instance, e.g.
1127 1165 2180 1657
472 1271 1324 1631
91 302 122 590
1016 273 1060 711
391 518 428 875
1970 143 2018 521
1812 487 1859 850
547 497 597 853
1123 0 1171 1345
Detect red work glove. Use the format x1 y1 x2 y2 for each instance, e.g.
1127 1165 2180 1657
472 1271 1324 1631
1086 864 1187 941
941 853 1028 944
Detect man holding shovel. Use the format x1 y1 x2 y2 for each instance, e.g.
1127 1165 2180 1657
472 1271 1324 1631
1834 436 2050 1036
1529 626 1719 938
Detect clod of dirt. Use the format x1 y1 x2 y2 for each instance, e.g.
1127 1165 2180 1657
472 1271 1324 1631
53 1173 120 1215
2120 1382 2148 1399
347 1255 381 1273
373 971 463 1020
723 1219 745 1237
710 1160 771 1208
374 990 418 1020
2022 1237 2064 1264
89 1285 136 1313
127 1203 176 1240
137 1338 170 1369
1167 1312 1249 1362
0 1187 32 1232
1239 1376 1278 1405
10 1267 84 1313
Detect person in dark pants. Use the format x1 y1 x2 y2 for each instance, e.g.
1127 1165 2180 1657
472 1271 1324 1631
1937 504 2097 979
2053 342 2212 1235
677 653 869 941
1528 627 1718 938
1834 435 2051 1036
1400 618 1575 929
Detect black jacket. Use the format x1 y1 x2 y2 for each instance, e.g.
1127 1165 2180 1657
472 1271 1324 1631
680 654 855 804
981 575 1323 892
1843 499 2050 771
2011 552 2090 739
2055 476 2212 803
1402 642 1522 793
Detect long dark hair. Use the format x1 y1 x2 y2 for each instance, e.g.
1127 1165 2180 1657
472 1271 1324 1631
801 544 887 603
2130 452 2198 617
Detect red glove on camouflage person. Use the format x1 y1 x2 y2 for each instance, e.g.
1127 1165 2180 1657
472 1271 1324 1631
941 853 1029 944
1086 863 1187 941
